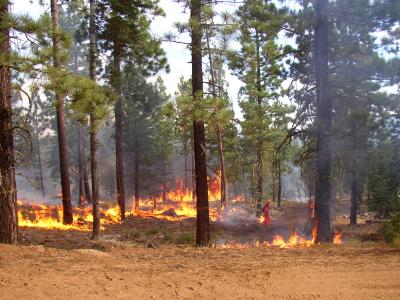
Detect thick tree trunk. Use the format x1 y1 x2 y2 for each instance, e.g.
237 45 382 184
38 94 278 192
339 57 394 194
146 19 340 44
191 0 210 246
51 0 73 224
314 0 332 242
112 47 126 220
0 0 17 244
89 0 100 240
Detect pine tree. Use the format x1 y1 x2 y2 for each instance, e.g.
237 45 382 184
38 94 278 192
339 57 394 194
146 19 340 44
96 0 168 220
50 0 73 224
228 0 288 215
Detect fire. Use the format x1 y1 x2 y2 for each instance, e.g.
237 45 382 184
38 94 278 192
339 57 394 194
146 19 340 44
17 173 223 230
333 232 342 244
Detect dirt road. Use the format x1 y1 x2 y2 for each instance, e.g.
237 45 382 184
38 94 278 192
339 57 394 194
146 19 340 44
0 243 399 299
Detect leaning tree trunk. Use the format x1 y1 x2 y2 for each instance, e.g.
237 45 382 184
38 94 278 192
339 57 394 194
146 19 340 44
191 0 210 246
0 0 17 244
51 0 73 224
89 0 100 240
314 0 332 242
112 46 126 220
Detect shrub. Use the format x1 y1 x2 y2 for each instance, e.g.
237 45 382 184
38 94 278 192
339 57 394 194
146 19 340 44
378 213 400 245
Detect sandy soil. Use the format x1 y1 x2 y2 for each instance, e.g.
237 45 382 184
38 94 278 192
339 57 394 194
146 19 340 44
4 200 398 299
0 242 399 300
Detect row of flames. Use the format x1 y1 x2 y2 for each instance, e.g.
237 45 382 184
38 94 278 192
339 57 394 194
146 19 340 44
17 174 342 248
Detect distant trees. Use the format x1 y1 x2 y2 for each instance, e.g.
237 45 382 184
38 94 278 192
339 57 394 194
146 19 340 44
228 0 291 215
96 0 168 220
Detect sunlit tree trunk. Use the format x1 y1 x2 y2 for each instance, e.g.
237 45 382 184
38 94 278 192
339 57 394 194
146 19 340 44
314 0 332 242
51 0 73 224
191 0 210 246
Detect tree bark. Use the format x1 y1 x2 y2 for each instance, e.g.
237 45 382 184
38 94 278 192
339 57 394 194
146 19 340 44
0 0 17 244
89 0 100 240
51 0 73 224
191 0 210 246
112 46 126 220
314 0 332 242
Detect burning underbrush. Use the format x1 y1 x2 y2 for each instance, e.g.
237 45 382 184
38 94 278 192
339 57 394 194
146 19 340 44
17 175 344 249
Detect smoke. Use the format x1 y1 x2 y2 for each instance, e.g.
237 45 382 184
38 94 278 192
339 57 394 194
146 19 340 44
282 163 309 202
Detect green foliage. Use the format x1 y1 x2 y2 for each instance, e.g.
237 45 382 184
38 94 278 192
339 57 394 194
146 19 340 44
379 213 400 245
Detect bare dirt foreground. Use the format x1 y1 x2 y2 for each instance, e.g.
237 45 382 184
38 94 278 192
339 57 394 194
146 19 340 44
0 242 399 300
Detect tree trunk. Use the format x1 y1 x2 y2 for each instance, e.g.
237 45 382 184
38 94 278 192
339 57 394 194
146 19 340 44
314 0 332 242
255 29 263 217
34 99 45 198
216 125 227 208
191 0 210 246
83 168 92 203
134 151 139 212
112 46 126 220
0 0 17 244
278 158 282 208
51 0 73 224
184 133 188 190
350 121 359 225
78 127 85 206
89 0 100 240
272 155 276 202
